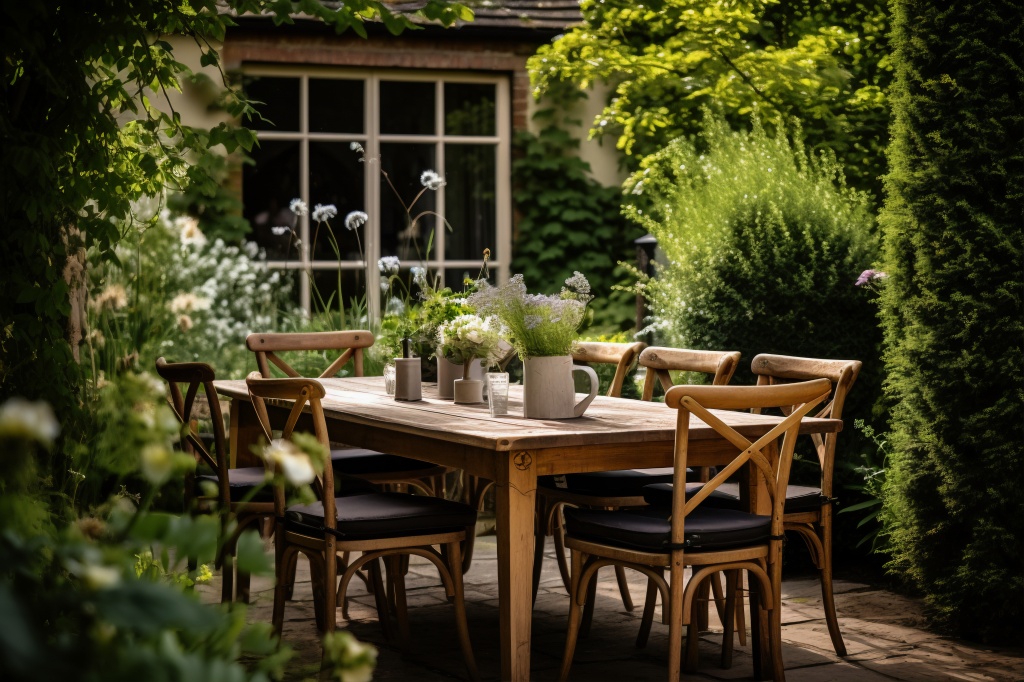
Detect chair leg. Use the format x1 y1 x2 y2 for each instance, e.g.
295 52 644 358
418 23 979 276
614 566 635 611
769 562 786 682
237 567 251 604
552 506 573 595
667 555 686 682
446 540 480 682
735 571 747 647
695 576 711 631
580 574 597 637
221 547 235 603
819 525 847 656
368 558 394 641
272 537 291 637
558 549 586 682
323 537 338 634
721 570 738 669
532 506 547 605
635 576 659 649
386 555 411 653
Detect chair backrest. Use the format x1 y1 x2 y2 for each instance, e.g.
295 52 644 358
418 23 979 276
572 341 647 398
664 379 832 548
246 330 374 379
638 347 742 401
245 372 336 526
749 354 862 497
155 358 229 506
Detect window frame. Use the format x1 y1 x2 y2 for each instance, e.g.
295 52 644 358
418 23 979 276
244 66 512 316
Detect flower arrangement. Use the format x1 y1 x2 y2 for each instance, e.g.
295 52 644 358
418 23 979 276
468 272 593 359
436 314 503 379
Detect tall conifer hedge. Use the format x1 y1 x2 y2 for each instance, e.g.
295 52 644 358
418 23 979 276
878 0 1023 642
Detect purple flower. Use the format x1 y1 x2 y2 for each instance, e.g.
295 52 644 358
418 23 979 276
855 269 887 286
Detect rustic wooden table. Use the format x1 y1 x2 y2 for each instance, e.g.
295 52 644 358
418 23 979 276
216 376 841 681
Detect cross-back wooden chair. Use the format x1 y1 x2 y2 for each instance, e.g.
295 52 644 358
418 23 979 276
533 345 740 616
641 354 861 658
155 358 274 603
557 379 831 682
246 331 448 496
245 373 479 680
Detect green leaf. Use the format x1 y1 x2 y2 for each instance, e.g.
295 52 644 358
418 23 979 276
234 529 272 575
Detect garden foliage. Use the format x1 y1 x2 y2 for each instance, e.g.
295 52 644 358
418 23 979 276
877 0 1024 643
528 0 892 198
626 114 881 492
512 102 640 333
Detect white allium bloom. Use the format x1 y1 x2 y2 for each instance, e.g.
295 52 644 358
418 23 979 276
385 297 405 316
378 255 400 276
345 210 368 231
0 397 60 446
311 203 338 223
349 141 364 154
379 276 389 293
263 439 316 486
420 170 446 191
169 292 212 314
271 226 290 236
411 266 427 287
289 198 308 216
141 443 174 485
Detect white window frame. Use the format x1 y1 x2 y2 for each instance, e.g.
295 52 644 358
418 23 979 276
246 66 511 318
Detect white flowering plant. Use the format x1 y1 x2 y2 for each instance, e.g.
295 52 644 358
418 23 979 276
468 272 593 359
84 205 295 383
436 314 503 379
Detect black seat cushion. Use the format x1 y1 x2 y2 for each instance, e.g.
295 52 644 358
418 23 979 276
330 447 441 476
285 492 477 540
197 467 274 502
564 506 771 553
539 466 721 497
643 482 827 514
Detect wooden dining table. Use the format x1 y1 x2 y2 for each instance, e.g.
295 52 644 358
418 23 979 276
215 376 842 681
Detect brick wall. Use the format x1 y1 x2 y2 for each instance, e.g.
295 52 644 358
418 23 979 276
222 30 541 130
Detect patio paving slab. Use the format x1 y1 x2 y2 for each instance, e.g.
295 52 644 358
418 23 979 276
200 532 1024 681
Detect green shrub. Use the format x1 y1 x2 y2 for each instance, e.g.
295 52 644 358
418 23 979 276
877 0 1024 643
627 114 882 516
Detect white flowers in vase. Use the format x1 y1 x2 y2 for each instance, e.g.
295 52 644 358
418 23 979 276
436 314 503 380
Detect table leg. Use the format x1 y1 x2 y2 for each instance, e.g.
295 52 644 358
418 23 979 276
495 450 537 682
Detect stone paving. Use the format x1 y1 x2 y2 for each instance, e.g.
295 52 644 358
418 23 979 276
206 531 1024 681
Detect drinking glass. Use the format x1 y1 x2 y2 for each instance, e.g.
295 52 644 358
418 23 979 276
486 372 509 417
383 362 397 396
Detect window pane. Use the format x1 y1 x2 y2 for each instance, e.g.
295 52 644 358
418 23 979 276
309 142 367 262
244 140 301 260
444 144 496 262
309 78 364 133
245 76 300 131
444 83 496 136
379 143 437 262
380 81 435 135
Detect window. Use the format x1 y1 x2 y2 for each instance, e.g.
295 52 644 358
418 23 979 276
242 69 511 317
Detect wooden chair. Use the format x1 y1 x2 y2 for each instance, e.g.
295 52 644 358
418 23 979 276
533 345 740 616
557 379 831 681
155 358 275 603
246 330 448 496
245 373 479 680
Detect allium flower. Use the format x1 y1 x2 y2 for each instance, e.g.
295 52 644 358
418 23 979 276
0 397 60 447
345 210 368 231
312 203 338 223
855 269 888 287
349 141 364 154
420 170 446 191
563 271 591 296
378 256 400 276
411 266 428 288
379 276 389 293
263 438 316 486
289 198 308 216
271 226 291 236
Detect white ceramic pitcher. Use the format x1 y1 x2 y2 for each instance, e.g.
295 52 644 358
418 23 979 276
522 355 599 419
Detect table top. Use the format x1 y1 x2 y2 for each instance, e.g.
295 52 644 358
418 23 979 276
215 377 841 454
